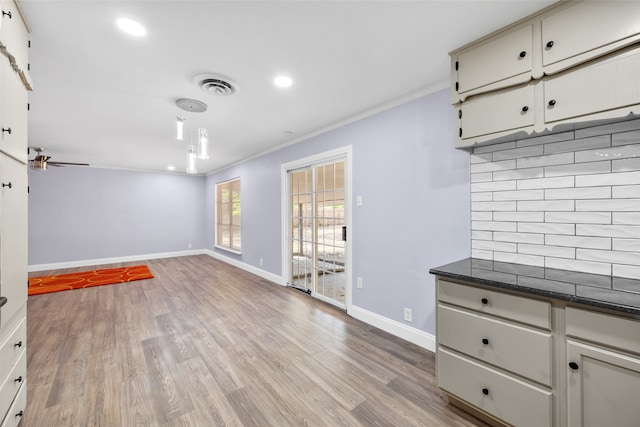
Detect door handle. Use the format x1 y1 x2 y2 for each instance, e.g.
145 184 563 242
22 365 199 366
341 226 347 241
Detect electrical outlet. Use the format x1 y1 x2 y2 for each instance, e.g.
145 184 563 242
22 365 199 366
356 195 363 206
188 243 192 249
259 258 264 266
404 307 413 322
357 277 363 289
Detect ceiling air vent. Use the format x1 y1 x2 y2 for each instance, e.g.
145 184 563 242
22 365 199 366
193 73 239 96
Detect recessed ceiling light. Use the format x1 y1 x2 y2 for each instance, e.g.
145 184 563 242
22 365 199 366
274 75 293 88
116 18 146 36
167 165 176 171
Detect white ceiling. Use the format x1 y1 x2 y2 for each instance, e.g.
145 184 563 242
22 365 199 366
22 0 555 174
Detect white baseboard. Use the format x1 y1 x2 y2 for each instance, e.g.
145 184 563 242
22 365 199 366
203 249 283 285
348 305 436 352
28 249 205 272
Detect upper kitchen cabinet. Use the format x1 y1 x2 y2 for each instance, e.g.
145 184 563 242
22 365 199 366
0 0 30 73
542 1 640 75
452 25 534 103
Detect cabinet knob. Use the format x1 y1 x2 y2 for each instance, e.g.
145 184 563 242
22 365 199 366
14 341 22 348
569 362 579 370
521 106 529 112
15 411 23 418
548 99 556 107
2 182 12 189
519 51 527 58
482 338 489 345
481 298 488 305
1 127 11 134
14 376 22 383
2 10 11 19
546 41 554 49
482 388 489 396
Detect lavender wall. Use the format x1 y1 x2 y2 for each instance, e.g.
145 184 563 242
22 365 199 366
206 88 470 334
28 167 206 265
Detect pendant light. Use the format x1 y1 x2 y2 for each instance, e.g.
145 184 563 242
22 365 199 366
197 128 209 160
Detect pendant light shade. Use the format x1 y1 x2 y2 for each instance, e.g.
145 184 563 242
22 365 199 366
176 117 184 141
186 146 197 174
197 128 209 160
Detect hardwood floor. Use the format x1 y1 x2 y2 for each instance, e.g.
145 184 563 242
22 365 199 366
25 255 486 426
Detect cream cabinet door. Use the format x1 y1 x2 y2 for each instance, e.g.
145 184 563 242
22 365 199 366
544 47 640 124
458 83 534 143
0 154 27 328
0 0 29 72
0 59 27 163
454 25 533 101
542 1 640 71
567 340 640 427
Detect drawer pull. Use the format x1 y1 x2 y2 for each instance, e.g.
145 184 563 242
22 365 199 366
482 387 489 396
546 40 554 49
521 106 529 112
2 10 11 19
1 127 11 134
15 411 23 418
2 182 11 189
14 341 22 348
548 99 556 107
569 362 579 370
14 376 22 383
482 338 489 345
481 298 489 305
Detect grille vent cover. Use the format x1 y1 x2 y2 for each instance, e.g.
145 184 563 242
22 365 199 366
193 73 239 96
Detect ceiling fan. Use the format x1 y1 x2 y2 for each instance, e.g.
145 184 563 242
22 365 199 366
29 147 90 171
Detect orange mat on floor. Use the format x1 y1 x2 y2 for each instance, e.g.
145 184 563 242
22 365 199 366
28 265 154 296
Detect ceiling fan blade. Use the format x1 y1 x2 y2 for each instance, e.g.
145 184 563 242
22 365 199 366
48 161 90 167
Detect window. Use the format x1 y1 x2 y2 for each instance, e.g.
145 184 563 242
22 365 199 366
215 178 241 252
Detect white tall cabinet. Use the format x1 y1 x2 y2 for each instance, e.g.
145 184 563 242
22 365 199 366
0 1 30 425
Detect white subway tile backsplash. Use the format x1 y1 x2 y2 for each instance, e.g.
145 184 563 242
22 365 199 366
493 190 544 201
494 145 544 161
545 257 611 275
545 212 611 224
612 185 640 198
471 180 516 192
469 121 640 277
545 235 611 250
544 161 611 178
577 249 640 266
518 243 575 258
494 232 544 244
545 186 611 200
613 213 640 225
613 264 640 280
576 171 640 187
613 238 640 252
494 212 544 222
577 199 640 212
518 222 575 235
517 200 574 211
544 135 610 155
517 176 574 190
517 152 574 169
576 224 640 238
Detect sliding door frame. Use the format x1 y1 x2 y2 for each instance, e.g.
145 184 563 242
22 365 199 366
281 145 353 311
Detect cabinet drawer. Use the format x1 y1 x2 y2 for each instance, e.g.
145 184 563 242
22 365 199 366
0 351 24 422
454 24 533 101
544 47 640 124
437 279 550 330
566 307 640 356
542 1 640 72
0 380 24 427
0 0 28 72
0 318 24 379
457 83 534 142
0 59 28 162
438 304 552 386
438 348 552 427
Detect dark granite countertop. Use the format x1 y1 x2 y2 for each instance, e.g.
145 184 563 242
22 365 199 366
430 258 640 317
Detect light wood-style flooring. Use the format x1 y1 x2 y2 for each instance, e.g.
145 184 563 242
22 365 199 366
25 255 486 426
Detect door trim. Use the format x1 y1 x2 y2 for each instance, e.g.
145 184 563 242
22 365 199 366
281 145 353 311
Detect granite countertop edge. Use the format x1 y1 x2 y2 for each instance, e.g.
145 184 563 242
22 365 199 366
430 259 640 317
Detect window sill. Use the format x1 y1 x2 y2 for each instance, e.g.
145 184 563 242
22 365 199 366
214 245 242 255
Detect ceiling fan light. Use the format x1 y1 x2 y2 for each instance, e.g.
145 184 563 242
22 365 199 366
197 128 209 160
30 159 47 170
